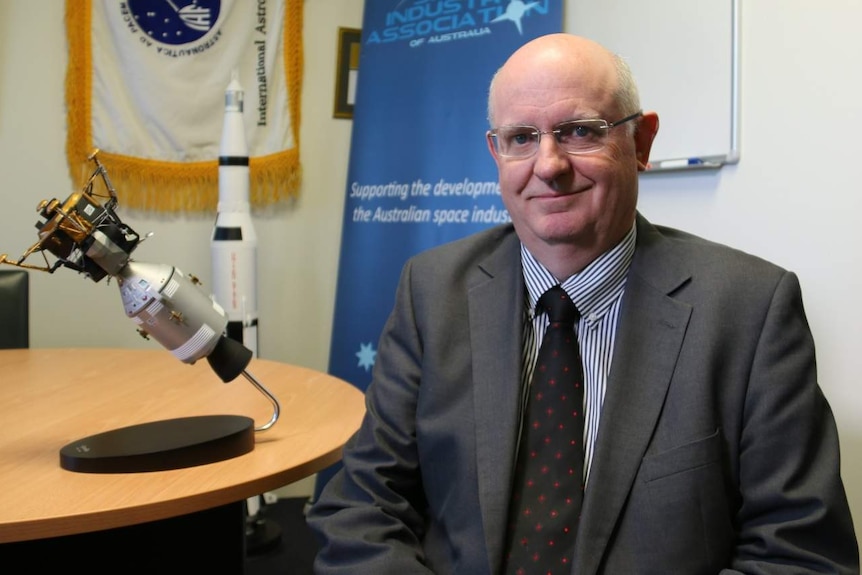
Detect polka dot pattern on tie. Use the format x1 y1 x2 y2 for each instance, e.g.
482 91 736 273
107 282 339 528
504 285 584 575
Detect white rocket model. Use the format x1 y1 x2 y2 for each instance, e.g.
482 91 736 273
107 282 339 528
212 71 259 356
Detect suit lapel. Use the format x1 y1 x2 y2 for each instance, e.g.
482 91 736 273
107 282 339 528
573 217 693 575
468 229 526 573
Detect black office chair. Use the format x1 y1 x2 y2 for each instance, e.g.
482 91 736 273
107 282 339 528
0 269 29 349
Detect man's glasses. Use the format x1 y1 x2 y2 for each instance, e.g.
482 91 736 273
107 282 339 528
487 111 643 159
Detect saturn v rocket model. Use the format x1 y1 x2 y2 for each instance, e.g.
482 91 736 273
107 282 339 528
211 72 259 357
212 73 273 525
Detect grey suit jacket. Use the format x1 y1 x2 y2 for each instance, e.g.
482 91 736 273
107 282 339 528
308 214 859 574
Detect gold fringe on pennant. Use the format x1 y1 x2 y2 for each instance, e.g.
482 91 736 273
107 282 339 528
65 0 304 214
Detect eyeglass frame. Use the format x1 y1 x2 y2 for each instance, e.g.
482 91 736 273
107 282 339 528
487 110 643 159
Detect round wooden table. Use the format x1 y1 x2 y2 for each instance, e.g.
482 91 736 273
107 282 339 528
0 348 365 550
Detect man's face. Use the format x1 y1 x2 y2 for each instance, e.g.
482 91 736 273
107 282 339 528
487 40 657 269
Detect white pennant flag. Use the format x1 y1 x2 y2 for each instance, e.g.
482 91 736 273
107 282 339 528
66 0 303 212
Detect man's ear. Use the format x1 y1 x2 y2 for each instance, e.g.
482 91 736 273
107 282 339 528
634 111 659 171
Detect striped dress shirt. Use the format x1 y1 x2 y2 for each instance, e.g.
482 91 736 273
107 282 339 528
519 224 636 483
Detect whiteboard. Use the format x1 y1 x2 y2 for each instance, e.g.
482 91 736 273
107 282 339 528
565 0 740 173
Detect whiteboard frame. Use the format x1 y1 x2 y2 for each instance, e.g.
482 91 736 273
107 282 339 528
644 0 740 174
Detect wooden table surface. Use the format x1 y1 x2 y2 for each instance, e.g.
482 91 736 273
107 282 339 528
0 348 365 543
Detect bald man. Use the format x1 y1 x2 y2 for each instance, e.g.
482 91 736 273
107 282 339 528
307 34 858 574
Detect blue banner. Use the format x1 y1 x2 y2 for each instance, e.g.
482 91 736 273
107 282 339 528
318 0 562 496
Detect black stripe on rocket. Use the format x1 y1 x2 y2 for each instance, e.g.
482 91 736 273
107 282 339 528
213 227 243 240
219 156 249 166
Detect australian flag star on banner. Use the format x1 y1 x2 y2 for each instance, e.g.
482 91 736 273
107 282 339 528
319 0 562 497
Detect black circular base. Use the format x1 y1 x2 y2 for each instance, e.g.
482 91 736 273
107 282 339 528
59 415 255 473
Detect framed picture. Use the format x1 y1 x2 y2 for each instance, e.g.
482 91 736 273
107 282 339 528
334 27 362 119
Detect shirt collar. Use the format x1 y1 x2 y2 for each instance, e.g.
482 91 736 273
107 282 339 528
522 223 636 319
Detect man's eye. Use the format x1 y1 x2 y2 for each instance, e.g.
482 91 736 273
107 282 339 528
509 130 537 146
559 123 599 140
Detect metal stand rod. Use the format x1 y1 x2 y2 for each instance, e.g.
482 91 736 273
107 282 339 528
242 369 280 432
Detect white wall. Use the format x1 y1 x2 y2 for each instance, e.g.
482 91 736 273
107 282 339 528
1 1 859 526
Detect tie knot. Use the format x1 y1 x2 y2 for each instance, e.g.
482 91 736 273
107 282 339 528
538 285 579 326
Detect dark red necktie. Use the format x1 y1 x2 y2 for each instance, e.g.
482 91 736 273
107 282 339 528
504 285 584 575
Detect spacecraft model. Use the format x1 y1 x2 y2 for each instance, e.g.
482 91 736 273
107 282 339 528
0 150 280 438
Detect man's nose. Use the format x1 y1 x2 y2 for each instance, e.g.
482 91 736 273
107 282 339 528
533 133 571 175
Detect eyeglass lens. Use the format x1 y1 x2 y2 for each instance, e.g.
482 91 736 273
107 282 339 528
494 120 610 157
